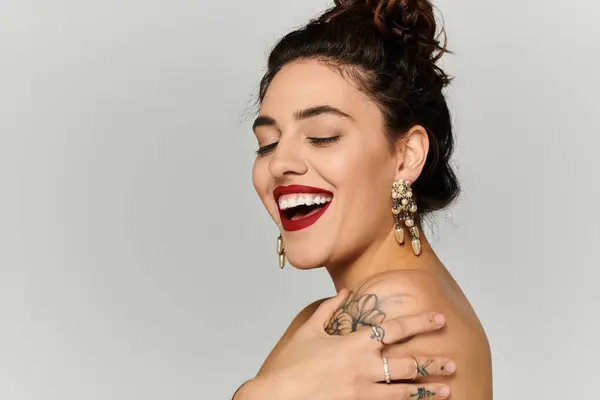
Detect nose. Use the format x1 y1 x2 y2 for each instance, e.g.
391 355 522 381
268 135 308 178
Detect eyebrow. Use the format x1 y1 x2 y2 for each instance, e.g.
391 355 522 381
252 105 353 132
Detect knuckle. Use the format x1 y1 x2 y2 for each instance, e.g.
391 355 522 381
426 359 439 374
397 358 412 378
393 318 408 338
358 328 381 351
394 386 410 400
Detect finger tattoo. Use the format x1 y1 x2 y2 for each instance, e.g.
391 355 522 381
417 359 433 376
410 387 436 399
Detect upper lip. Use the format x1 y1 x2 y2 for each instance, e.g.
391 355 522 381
273 185 334 202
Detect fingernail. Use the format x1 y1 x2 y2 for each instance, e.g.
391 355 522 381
444 361 456 374
438 385 450 398
433 313 445 326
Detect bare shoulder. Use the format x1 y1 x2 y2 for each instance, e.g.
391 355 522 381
326 269 449 332
340 268 490 351
330 269 493 399
338 269 483 329
257 297 329 375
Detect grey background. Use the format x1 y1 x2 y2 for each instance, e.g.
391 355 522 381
1 0 598 399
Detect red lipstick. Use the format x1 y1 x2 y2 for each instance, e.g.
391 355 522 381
274 185 333 232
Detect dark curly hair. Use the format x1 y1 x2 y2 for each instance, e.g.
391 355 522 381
258 0 460 214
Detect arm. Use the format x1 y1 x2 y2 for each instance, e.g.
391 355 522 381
257 298 328 375
231 299 327 400
233 283 466 400
232 297 329 399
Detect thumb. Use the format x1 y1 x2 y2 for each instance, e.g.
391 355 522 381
308 288 350 331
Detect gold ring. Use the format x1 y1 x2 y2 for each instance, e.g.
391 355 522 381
382 356 391 384
411 356 419 379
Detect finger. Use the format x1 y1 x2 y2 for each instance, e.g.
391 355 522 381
307 288 350 331
400 356 456 378
367 356 456 382
368 312 445 346
370 383 451 400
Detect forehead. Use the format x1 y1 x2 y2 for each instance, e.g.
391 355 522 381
260 59 375 118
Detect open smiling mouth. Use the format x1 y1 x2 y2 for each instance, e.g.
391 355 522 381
274 185 333 232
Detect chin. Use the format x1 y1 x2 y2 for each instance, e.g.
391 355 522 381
286 249 329 270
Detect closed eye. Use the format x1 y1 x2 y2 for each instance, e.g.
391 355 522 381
256 136 341 156
309 136 341 146
256 142 278 156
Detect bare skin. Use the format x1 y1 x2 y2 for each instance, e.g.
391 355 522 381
251 59 493 398
257 232 492 400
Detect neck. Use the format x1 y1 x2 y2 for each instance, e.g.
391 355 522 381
325 226 445 291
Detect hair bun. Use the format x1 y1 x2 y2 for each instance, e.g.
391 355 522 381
327 0 449 78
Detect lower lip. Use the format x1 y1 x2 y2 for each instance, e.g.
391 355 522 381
279 201 332 232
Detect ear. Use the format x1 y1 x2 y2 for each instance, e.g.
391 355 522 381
393 125 429 182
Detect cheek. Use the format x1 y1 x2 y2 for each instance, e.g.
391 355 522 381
252 160 269 203
252 160 279 219
327 140 394 191
251 161 263 194
326 141 395 223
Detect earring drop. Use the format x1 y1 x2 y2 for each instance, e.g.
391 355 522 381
392 179 421 256
277 234 286 269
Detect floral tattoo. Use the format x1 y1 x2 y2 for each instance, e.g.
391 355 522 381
325 292 386 335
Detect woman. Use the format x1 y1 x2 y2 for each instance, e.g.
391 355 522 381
234 0 492 399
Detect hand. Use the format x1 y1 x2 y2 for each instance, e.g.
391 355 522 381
249 289 455 400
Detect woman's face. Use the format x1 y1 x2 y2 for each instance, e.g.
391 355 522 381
252 59 401 269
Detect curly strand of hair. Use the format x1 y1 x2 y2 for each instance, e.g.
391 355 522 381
327 1 449 64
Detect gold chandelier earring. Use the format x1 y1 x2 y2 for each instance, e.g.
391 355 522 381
392 179 421 256
276 234 286 269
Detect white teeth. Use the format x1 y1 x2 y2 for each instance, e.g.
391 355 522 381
278 193 333 210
